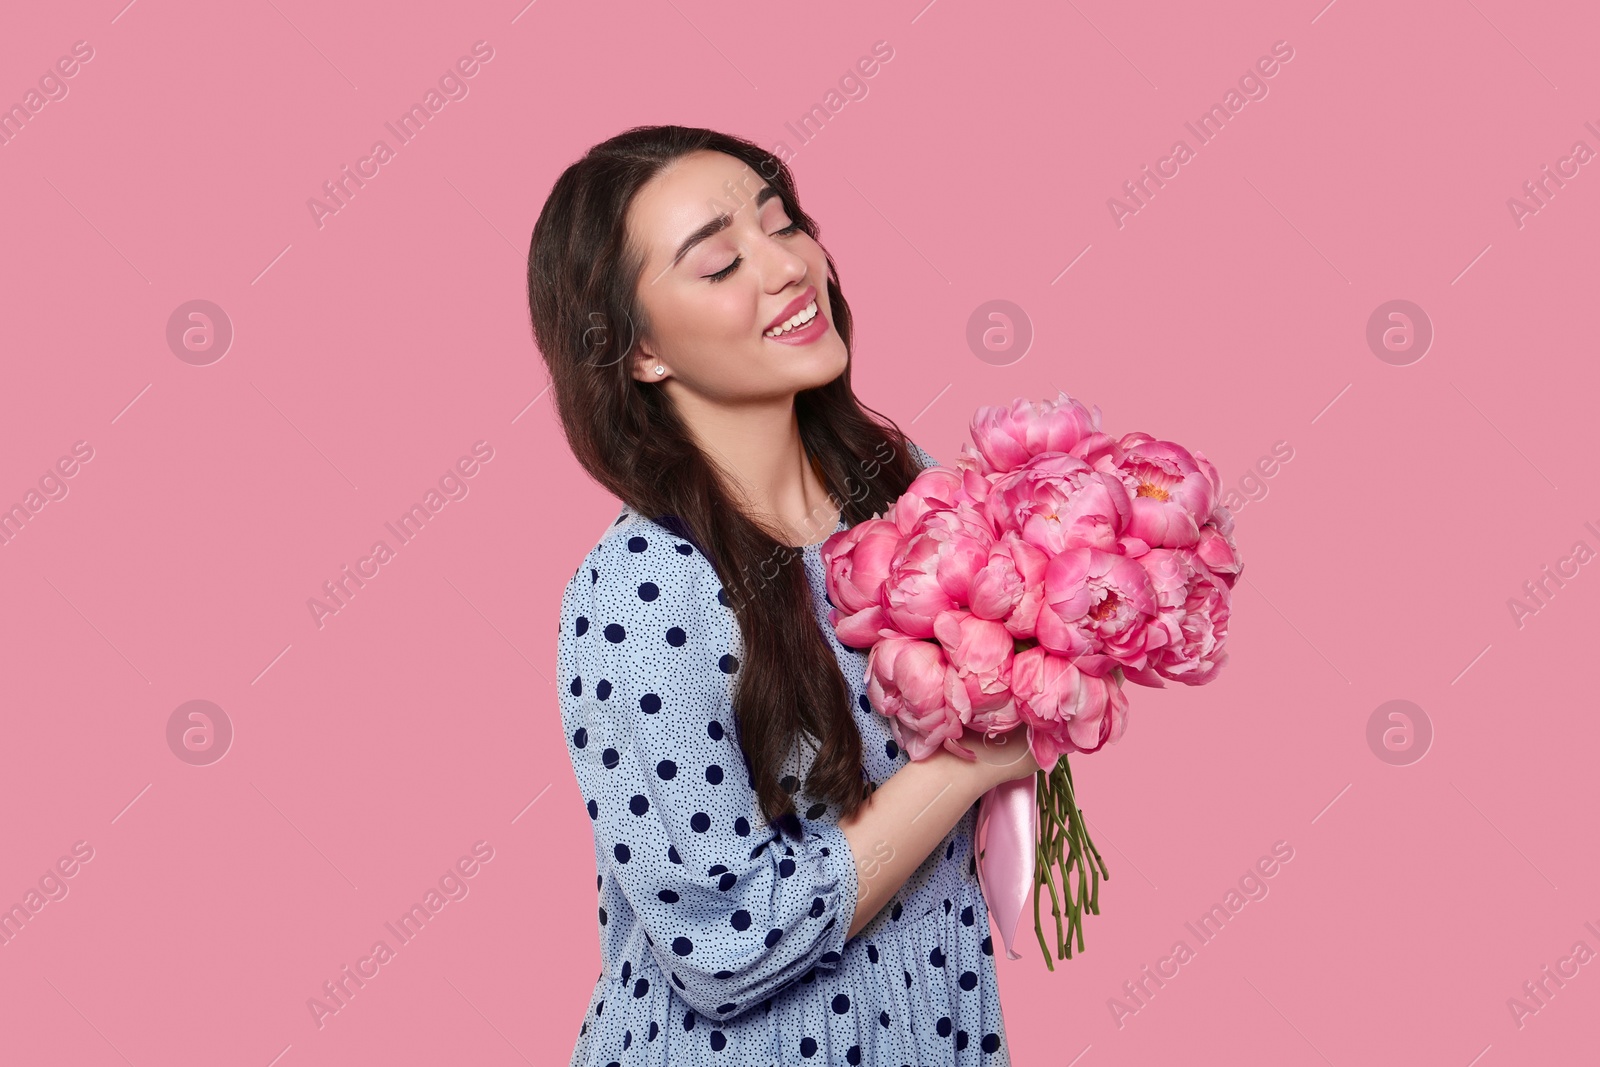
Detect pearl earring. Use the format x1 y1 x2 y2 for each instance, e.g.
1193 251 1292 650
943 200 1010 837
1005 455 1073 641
654 366 664 375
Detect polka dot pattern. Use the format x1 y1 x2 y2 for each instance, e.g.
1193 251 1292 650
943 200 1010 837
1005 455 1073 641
559 440 1010 1064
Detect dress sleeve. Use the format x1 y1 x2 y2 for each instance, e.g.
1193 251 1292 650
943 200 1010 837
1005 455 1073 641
558 533 860 1020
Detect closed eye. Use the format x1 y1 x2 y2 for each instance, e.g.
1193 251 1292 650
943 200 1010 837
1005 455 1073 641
705 224 804 282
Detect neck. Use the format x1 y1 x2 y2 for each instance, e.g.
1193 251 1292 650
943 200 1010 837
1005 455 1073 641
664 385 839 547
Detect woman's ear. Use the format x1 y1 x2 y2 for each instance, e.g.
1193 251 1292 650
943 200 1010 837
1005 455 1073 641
627 339 666 383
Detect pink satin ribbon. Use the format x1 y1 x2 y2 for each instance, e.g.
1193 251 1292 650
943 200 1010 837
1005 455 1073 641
973 775 1037 960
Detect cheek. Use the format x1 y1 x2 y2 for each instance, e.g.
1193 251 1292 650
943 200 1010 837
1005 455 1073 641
650 285 762 375
704 285 760 341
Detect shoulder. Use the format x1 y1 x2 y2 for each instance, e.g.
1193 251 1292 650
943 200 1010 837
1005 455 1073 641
904 437 939 470
560 506 728 626
557 509 743 721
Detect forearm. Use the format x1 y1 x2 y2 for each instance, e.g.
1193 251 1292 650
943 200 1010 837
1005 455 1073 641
837 749 993 940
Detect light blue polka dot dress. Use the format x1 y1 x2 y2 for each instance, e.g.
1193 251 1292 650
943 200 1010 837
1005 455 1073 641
557 441 1012 1066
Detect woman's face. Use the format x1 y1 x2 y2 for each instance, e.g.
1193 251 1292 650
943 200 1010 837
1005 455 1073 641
624 150 849 402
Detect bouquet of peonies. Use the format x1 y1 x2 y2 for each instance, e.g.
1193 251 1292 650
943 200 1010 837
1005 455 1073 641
820 392 1241 968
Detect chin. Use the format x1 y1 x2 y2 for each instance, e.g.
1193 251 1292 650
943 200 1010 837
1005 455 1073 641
793 334 850 387
755 319 850 390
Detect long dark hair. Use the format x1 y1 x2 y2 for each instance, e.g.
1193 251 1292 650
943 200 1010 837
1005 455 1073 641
528 125 923 832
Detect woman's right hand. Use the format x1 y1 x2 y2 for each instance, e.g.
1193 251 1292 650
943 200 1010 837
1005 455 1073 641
951 725 1040 789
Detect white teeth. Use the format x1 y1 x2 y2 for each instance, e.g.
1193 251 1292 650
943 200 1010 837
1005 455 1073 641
765 300 818 337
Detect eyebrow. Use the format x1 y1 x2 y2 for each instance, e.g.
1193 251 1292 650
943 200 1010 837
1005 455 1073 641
669 185 783 267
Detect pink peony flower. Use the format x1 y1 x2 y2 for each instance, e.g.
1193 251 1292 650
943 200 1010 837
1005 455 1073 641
951 445 998 508
1192 448 1225 502
968 394 1103 476
1130 548 1232 686
828 602 897 651
1062 670 1129 755
1067 430 1126 470
1010 648 1130 771
968 530 1050 625
1194 505 1242 589
933 609 1020 731
820 517 903 615
886 465 967 536
865 637 968 761
1033 548 1163 677
1105 436 1215 550
983 452 1133 557
880 506 995 638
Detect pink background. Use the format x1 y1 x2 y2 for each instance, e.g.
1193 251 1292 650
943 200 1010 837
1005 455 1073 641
2 0 1596 1063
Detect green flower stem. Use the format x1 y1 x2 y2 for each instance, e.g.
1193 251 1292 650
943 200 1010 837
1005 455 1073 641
1029 754 1110 969
1032 770 1061 970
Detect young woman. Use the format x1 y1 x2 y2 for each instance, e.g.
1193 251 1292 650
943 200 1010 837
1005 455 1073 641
529 125 1038 1066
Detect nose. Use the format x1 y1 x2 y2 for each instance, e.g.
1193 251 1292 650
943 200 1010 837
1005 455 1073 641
761 235 809 293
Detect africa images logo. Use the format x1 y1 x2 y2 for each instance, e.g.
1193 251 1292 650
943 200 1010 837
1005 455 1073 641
306 41 495 229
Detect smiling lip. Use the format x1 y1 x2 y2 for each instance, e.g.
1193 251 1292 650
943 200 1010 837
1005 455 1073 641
764 306 829 345
765 286 817 333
